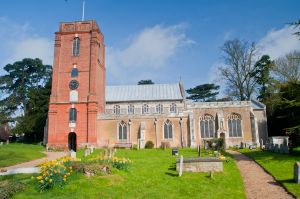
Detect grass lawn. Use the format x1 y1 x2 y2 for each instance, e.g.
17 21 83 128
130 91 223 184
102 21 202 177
0 143 45 167
6 148 245 199
239 149 300 198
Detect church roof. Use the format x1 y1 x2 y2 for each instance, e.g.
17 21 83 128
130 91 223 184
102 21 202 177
106 83 184 102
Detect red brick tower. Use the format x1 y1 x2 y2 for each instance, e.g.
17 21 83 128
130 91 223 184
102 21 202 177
47 20 105 150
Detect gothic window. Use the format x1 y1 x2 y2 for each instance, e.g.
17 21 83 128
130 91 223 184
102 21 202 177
72 37 80 56
142 104 149 114
69 108 77 122
71 68 78 77
118 121 127 141
113 105 120 115
128 104 134 114
170 103 177 113
156 104 163 114
200 114 215 138
164 119 173 139
227 113 242 137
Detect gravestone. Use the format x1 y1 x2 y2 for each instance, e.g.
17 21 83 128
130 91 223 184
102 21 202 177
294 162 300 183
84 149 89 157
179 155 183 177
197 145 201 157
90 146 94 153
70 150 76 158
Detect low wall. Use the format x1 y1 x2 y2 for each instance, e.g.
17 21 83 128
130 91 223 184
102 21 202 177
176 158 223 172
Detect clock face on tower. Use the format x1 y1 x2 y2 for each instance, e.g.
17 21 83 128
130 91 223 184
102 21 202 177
69 80 79 90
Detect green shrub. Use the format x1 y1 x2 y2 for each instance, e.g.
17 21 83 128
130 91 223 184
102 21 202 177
145 141 154 149
0 180 25 199
205 138 224 151
132 144 138 150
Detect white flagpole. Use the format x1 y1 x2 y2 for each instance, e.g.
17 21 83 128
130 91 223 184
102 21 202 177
82 0 85 21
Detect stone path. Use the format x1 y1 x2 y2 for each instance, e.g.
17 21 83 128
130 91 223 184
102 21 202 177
227 150 294 199
0 151 66 175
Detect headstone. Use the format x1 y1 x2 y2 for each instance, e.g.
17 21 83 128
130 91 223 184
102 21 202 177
179 155 183 177
84 149 89 157
0 142 3 146
172 148 178 156
70 150 76 158
210 169 214 178
6 140 9 144
90 146 94 153
294 162 300 183
197 145 201 157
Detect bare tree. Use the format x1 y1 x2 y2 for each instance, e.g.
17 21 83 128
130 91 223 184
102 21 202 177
219 39 258 101
273 51 300 83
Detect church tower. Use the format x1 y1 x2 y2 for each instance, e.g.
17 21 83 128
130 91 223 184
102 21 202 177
47 20 105 150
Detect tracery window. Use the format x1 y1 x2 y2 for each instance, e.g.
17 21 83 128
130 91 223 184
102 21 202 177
128 104 134 114
170 103 177 113
118 121 127 140
72 37 80 56
200 114 215 138
142 104 149 114
156 104 163 114
163 119 173 139
114 105 120 115
228 113 242 137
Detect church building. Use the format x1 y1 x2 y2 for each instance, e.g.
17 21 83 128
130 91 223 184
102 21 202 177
46 20 268 151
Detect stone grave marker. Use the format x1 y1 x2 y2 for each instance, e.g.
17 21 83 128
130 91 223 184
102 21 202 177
179 155 183 177
295 162 300 183
70 150 76 158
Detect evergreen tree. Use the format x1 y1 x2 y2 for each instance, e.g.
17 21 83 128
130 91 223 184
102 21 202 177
186 84 220 102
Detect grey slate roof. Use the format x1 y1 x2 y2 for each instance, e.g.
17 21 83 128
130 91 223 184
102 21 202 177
106 83 183 102
251 99 266 110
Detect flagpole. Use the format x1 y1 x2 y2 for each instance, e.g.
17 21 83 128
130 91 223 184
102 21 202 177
82 0 85 21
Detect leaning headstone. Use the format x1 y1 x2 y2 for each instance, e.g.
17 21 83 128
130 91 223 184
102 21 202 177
294 162 300 183
179 155 183 177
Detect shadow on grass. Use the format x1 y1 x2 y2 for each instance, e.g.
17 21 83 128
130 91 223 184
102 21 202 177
168 163 176 171
278 179 297 184
165 172 179 177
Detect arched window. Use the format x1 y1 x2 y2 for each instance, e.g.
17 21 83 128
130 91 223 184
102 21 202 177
227 113 242 137
142 104 149 114
128 104 134 114
170 103 177 113
156 104 163 114
71 68 78 77
118 121 127 140
113 105 120 115
69 108 77 122
164 119 173 139
72 37 80 56
200 114 215 138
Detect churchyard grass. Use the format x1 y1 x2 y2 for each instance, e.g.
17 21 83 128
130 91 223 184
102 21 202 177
239 148 300 198
0 143 45 167
9 148 245 199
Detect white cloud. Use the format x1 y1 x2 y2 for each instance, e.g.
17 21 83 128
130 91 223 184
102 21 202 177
258 25 300 59
0 17 53 71
106 24 194 83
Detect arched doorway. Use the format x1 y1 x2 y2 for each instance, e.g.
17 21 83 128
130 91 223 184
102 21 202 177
68 132 77 152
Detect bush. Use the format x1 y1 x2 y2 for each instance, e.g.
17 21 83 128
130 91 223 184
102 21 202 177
0 180 25 199
132 144 138 150
35 156 78 192
145 141 154 149
205 138 224 151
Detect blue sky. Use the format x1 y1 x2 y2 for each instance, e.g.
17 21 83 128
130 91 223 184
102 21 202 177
0 0 299 92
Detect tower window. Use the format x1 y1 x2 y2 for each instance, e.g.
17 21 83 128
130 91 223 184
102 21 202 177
72 37 80 56
71 68 78 77
69 108 77 122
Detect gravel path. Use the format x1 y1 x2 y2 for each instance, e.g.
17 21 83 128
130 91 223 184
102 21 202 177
227 150 294 199
3 151 66 170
